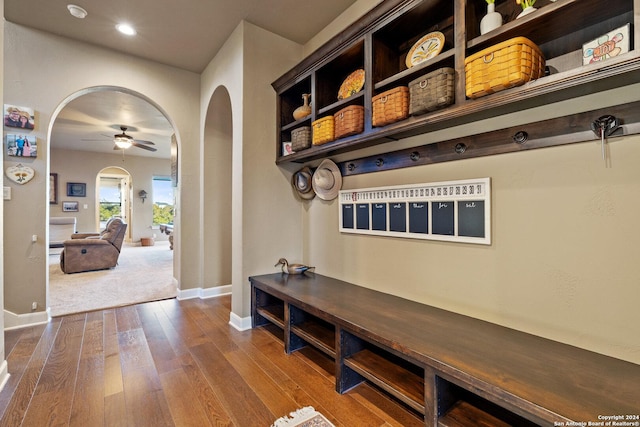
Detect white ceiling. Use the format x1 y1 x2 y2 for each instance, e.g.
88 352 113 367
5 0 357 158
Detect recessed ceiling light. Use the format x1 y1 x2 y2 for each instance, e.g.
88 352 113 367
67 4 88 19
116 23 137 36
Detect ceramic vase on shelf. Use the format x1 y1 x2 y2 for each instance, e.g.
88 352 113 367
516 6 537 18
480 3 502 35
293 93 311 121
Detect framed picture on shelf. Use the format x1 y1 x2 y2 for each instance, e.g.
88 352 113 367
583 24 630 65
50 173 58 204
62 201 79 212
66 182 86 197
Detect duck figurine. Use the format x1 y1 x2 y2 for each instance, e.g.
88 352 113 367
275 258 315 275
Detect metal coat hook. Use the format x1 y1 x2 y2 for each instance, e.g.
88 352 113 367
591 115 620 163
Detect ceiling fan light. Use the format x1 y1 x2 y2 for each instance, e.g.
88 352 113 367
114 136 132 149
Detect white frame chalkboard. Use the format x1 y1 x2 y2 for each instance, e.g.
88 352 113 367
339 177 491 245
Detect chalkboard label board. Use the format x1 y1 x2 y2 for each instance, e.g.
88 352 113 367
389 202 406 232
356 203 370 230
342 204 354 229
432 201 454 235
339 178 491 245
458 200 485 237
409 202 428 234
372 203 386 231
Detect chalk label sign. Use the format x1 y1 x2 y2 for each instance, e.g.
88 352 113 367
339 178 491 245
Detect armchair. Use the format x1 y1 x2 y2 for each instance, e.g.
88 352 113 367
59 218 127 274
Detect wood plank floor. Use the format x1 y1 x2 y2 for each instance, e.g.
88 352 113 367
0 296 423 426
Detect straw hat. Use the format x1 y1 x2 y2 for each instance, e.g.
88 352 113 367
312 159 342 201
291 166 315 200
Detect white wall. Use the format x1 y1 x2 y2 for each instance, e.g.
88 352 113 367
200 21 305 320
50 148 171 242
3 23 200 316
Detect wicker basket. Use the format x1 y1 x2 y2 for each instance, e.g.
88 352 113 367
312 116 335 145
409 67 455 116
334 105 364 139
464 37 545 99
372 86 409 127
291 126 311 151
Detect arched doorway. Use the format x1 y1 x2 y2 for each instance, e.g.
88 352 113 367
48 86 178 315
97 167 132 240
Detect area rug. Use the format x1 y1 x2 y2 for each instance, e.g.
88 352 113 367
49 241 177 316
271 406 335 427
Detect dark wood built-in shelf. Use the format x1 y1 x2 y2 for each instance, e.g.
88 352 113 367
273 0 640 167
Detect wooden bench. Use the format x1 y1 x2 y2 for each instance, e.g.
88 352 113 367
250 273 639 426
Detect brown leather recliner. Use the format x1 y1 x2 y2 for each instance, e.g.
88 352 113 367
59 218 127 274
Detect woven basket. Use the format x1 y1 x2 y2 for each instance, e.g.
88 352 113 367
409 67 455 116
312 116 335 145
372 86 409 127
291 126 311 151
464 37 545 99
334 105 364 139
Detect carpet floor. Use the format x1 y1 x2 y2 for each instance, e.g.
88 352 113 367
48 241 176 317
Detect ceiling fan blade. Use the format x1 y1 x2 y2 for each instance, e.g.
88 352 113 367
132 139 155 145
131 141 158 152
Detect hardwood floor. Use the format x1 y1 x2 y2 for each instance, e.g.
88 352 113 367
0 296 423 426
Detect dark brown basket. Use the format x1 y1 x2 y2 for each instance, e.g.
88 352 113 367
291 126 311 151
334 105 364 139
372 86 409 127
409 67 455 116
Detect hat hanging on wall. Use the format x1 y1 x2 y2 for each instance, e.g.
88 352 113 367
292 166 315 200
312 159 342 201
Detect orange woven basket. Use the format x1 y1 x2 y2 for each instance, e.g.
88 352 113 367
312 116 335 145
372 86 409 127
464 37 545 99
334 105 364 139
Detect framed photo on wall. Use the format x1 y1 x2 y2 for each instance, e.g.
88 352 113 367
50 173 58 204
67 182 86 197
62 201 79 212
6 134 37 157
4 104 35 129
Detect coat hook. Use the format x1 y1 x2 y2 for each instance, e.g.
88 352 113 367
376 158 384 167
347 163 356 171
454 143 466 154
591 115 620 163
410 151 420 161
513 131 528 144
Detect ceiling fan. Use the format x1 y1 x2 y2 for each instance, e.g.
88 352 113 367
112 126 157 152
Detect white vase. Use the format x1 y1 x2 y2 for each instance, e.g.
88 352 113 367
480 3 502 35
516 6 537 18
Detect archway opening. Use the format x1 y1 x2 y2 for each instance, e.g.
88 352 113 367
48 86 178 315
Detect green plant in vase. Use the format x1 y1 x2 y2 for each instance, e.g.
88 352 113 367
480 0 502 35
515 0 537 17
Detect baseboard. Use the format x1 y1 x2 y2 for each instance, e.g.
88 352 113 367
0 361 9 393
4 309 50 331
229 311 252 331
176 284 232 300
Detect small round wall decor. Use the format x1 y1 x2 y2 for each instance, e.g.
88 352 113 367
6 164 35 184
